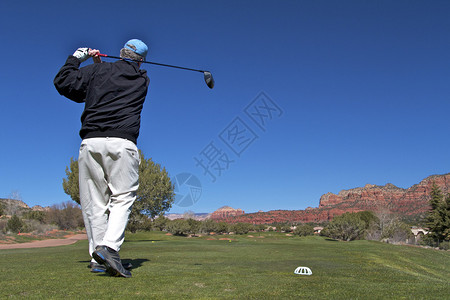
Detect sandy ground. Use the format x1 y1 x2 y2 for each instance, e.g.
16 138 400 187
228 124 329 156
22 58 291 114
0 234 87 250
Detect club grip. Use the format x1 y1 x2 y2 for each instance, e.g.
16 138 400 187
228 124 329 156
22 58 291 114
97 53 108 57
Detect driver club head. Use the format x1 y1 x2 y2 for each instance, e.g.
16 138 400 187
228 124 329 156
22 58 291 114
203 71 215 89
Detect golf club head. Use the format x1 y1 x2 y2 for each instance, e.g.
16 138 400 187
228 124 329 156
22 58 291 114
203 71 215 89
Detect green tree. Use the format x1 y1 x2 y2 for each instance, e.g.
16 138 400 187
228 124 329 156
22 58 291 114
425 183 450 244
325 212 366 241
23 210 46 223
200 219 219 234
153 216 169 231
355 211 378 229
62 151 175 228
255 224 266 232
63 157 80 204
232 222 252 235
216 222 230 234
130 150 175 224
6 215 24 233
281 224 292 233
166 219 190 236
0 202 4 217
187 218 201 235
444 193 450 240
294 224 314 237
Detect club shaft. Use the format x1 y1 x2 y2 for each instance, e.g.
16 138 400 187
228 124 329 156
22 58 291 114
97 54 205 73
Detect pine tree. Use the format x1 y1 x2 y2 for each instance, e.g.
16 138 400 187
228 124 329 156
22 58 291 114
425 183 449 244
443 193 450 241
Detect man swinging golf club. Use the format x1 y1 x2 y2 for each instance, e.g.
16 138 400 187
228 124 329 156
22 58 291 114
54 39 150 278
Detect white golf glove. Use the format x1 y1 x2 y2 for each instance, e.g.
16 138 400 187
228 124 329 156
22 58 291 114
73 47 90 62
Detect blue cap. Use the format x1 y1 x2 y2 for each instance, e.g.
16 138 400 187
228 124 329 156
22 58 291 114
124 39 148 59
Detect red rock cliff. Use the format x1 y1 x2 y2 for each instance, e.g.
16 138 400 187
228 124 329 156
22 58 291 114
212 173 450 224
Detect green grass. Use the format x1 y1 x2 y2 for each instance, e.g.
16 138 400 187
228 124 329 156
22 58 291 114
0 232 449 299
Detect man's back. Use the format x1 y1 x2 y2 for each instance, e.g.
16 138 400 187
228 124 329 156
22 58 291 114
54 56 150 144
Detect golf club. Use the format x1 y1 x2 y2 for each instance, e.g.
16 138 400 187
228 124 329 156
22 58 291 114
97 53 214 89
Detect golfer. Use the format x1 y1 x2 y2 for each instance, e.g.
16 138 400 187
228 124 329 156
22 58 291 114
54 39 150 278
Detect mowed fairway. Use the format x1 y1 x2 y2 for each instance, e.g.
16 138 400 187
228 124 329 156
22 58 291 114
0 232 449 299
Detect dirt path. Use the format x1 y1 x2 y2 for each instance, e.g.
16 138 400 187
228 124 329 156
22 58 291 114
0 234 87 250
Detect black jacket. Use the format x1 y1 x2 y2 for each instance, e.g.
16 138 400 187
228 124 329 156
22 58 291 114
54 56 150 144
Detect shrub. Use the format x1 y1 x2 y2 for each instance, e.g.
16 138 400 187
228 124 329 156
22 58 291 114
382 219 413 243
281 225 293 233
166 219 191 236
23 210 46 223
6 215 25 233
0 219 8 234
441 241 450 250
201 219 219 234
216 222 230 234
127 215 153 233
45 201 83 230
255 224 266 232
232 223 253 235
153 216 169 231
187 218 201 235
294 224 314 236
325 212 367 241
23 219 58 234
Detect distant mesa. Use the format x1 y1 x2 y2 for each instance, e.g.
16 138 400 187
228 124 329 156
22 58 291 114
209 206 245 220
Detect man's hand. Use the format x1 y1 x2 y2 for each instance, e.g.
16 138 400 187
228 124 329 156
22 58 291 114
72 47 90 62
89 49 102 64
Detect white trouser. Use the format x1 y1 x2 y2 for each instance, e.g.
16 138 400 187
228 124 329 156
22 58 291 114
78 137 140 257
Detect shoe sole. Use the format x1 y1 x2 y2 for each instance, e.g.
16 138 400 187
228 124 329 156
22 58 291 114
92 250 131 278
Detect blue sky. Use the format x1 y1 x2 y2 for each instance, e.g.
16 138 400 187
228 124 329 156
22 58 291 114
1 0 449 214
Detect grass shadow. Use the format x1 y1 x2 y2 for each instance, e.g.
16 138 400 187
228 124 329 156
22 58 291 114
79 258 150 271
325 238 338 242
122 258 150 270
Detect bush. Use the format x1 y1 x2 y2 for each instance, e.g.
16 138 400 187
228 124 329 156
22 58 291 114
255 224 266 232
281 225 293 233
45 201 83 230
382 219 413 243
366 212 413 244
6 215 25 233
153 216 169 231
325 212 367 241
23 219 58 234
200 219 219 234
127 215 153 233
166 219 191 236
294 224 314 237
441 241 450 250
216 222 230 234
232 223 253 235
0 219 8 234
23 210 46 223
187 218 201 235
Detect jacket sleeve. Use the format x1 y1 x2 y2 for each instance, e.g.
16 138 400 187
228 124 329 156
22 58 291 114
53 56 92 103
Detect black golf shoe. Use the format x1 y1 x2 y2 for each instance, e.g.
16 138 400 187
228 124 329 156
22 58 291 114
88 261 133 273
92 245 132 278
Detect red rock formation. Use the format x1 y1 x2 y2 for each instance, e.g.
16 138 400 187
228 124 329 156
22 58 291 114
211 173 450 224
209 206 245 220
